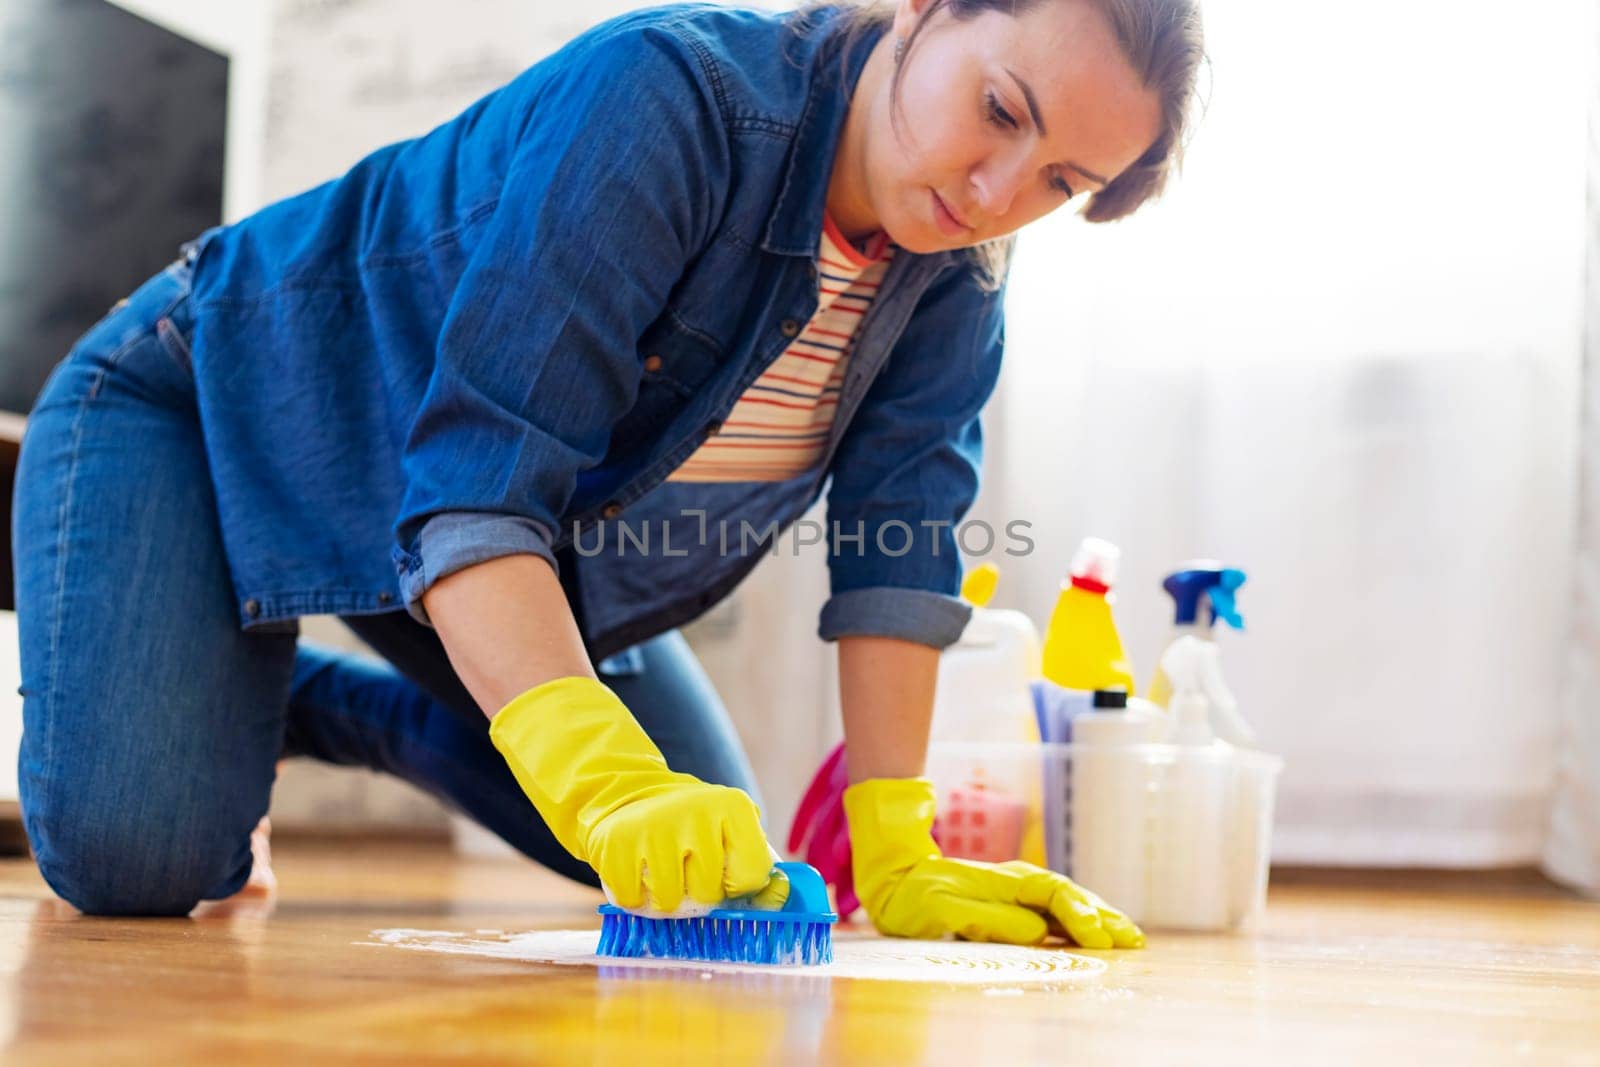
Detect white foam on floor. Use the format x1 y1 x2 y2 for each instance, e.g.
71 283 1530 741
363 927 1105 986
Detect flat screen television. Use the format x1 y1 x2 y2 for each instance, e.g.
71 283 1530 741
0 0 228 417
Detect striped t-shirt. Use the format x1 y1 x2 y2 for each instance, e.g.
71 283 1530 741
666 214 894 483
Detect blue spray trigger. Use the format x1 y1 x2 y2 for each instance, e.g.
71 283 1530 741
1163 564 1245 628
1208 569 1247 630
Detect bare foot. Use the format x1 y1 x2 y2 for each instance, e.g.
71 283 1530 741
237 816 277 898
191 816 277 920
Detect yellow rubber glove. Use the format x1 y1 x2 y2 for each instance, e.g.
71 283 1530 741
843 776 1146 948
489 676 781 913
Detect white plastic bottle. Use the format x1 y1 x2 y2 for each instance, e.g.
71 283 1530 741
1067 689 1163 921
1146 637 1230 930
925 564 1046 865
928 605 1041 745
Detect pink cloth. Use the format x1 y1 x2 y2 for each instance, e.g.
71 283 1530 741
787 742 859 918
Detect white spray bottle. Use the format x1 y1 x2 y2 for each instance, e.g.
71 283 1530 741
1148 564 1258 748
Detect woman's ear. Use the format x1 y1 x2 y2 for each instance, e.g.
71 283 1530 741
891 0 938 44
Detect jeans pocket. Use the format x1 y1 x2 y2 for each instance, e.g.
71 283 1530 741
155 315 193 375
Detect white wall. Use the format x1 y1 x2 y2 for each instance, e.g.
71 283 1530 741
1546 7 1600 895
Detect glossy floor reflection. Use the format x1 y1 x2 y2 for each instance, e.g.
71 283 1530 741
1 836 1596 1065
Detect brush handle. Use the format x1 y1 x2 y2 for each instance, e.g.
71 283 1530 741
773 861 836 919
596 860 838 922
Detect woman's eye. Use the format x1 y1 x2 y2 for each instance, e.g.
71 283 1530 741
985 89 1073 198
984 91 1018 130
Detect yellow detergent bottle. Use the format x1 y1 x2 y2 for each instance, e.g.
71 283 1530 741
1040 537 1137 694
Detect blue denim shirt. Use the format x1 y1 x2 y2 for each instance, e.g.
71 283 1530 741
179 2 1006 663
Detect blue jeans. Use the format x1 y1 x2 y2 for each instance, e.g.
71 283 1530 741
11 261 760 916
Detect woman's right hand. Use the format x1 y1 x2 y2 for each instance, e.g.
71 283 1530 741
490 675 782 912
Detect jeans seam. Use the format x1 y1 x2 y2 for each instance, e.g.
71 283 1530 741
149 280 194 377
30 287 188 864
156 316 193 375
34 373 98 867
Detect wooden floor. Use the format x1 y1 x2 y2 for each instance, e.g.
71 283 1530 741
0 835 1596 1066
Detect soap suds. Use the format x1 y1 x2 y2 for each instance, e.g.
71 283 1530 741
363 927 1104 985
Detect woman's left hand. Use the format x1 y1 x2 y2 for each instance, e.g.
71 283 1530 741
842 776 1146 948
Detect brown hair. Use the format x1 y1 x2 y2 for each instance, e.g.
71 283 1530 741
800 0 1207 288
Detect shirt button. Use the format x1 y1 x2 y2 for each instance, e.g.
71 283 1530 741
378 591 393 604
602 502 623 520
780 318 801 338
643 354 663 373
704 420 722 437
244 599 261 618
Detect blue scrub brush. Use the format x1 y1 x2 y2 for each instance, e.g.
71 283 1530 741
596 861 836 966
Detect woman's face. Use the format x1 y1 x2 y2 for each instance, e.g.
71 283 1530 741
861 0 1164 253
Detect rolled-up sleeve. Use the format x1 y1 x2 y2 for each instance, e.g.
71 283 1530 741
818 262 1008 649
392 25 728 624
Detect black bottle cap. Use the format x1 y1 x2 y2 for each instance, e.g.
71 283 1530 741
1092 688 1129 709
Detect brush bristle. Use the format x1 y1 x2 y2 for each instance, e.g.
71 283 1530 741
596 912 834 966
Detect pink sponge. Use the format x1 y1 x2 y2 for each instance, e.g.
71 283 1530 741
936 786 1027 864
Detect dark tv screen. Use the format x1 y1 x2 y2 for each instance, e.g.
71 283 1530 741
0 0 228 415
